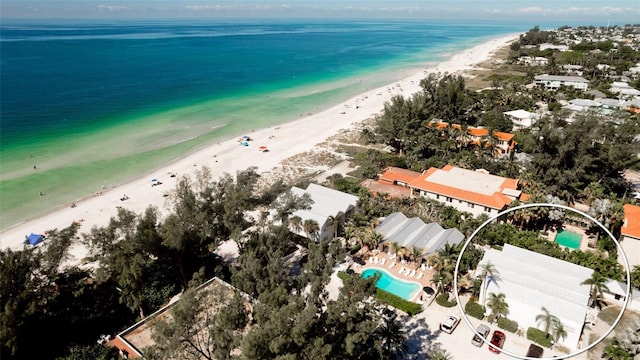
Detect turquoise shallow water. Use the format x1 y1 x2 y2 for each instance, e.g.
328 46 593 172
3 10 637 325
0 19 527 229
362 268 420 300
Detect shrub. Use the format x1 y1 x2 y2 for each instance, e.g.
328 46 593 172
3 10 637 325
527 327 553 347
337 271 350 282
435 294 457 308
497 317 518 333
465 301 485 320
375 289 423 315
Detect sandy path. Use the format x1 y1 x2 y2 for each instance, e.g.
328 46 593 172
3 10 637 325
0 34 519 263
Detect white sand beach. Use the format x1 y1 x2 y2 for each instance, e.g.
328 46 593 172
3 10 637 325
0 34 519 263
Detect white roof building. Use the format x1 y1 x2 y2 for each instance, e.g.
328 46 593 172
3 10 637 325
376 212 464 255
478 244 593 352
534 75 589 91
289 183 358 241
503 109 540 129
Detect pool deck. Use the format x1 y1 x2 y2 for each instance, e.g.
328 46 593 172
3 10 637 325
351 250 436 303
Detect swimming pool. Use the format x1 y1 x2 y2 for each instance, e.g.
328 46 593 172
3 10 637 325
555 229 582 249
361 268 420 301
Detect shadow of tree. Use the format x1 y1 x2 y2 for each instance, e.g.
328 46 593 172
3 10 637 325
403 316 442 359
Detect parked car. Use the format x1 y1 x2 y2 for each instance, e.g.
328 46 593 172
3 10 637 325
526 343 544 358
471 324 491 347
440 315 460 334
488 330 506 354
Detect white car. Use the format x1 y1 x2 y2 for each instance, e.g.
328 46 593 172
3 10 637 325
440 315 460 334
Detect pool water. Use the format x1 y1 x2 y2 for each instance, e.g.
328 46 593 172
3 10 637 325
555 229 582 249
361 268 420 301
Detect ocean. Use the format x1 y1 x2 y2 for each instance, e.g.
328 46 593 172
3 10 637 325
0 19 528 230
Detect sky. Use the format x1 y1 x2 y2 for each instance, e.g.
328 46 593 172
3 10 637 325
1 0 639 24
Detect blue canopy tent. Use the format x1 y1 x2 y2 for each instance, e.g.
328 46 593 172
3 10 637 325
27 233 44 246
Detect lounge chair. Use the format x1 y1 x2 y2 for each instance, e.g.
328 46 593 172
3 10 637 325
416 272 424 280
389 261 396 269
409 270 416 277
380 258 386 265
374 256 379 264
399 266 405 274
368 256 373 263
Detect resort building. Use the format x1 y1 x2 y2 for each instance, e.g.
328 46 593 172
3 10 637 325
110 277 253 358
518 56 549 66
407 165 529 217
503 109 539 130
376 212 464 256
534 75 590 91
289 183 358 241
619 204 640 267
478 244 593 352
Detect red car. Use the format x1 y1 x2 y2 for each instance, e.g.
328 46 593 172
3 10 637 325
488 330 506 354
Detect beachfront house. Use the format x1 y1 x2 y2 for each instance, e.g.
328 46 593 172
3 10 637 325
478 244 593 352
619 204 640 268
407 165 529 217
503 109 539 130
110 277 253 358
288 183 358 242
534 75 589 91
376 212 464 259
428 121 517 158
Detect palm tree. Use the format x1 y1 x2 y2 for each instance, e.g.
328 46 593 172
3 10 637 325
478 261 499 307
551 318 567 344
486 292 509 323
374 316 408 359
581 271 610 309
303 219 320 242
427 348 453 360
535 307 558 335
289 215 303 235
391 242 402 258
411 246 424 269
326 215 338 239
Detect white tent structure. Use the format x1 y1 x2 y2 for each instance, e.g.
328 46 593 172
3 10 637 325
376 212 464 255
478 244 593 351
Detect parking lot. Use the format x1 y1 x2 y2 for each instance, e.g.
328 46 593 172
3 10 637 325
402 300 589 359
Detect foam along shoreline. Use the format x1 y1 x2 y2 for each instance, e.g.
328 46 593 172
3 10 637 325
0 34 519 261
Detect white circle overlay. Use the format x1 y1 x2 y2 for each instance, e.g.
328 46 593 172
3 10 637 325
453 203 632 360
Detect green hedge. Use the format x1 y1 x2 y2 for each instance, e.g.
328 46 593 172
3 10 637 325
527 327 552 348
497 317 518 333
465 301 485 320
435 294 457 308
375 289 423 315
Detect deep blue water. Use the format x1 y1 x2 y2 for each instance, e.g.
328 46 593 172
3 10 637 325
0 19 526 150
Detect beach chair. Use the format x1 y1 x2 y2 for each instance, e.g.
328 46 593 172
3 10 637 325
380 258 386 265
389 261 396 269
399 266 405 274
421 263 426 272
416 272 424 280
409 270 416 277
368 256 373 263
374 256 379 264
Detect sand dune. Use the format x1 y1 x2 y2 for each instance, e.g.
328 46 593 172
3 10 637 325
0 34 519 264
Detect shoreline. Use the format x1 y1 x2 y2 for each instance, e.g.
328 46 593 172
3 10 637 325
0 33 520 261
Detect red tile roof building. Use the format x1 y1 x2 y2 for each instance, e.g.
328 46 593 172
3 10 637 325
427 121 517 157
407 165 527 217
620 204 640 267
